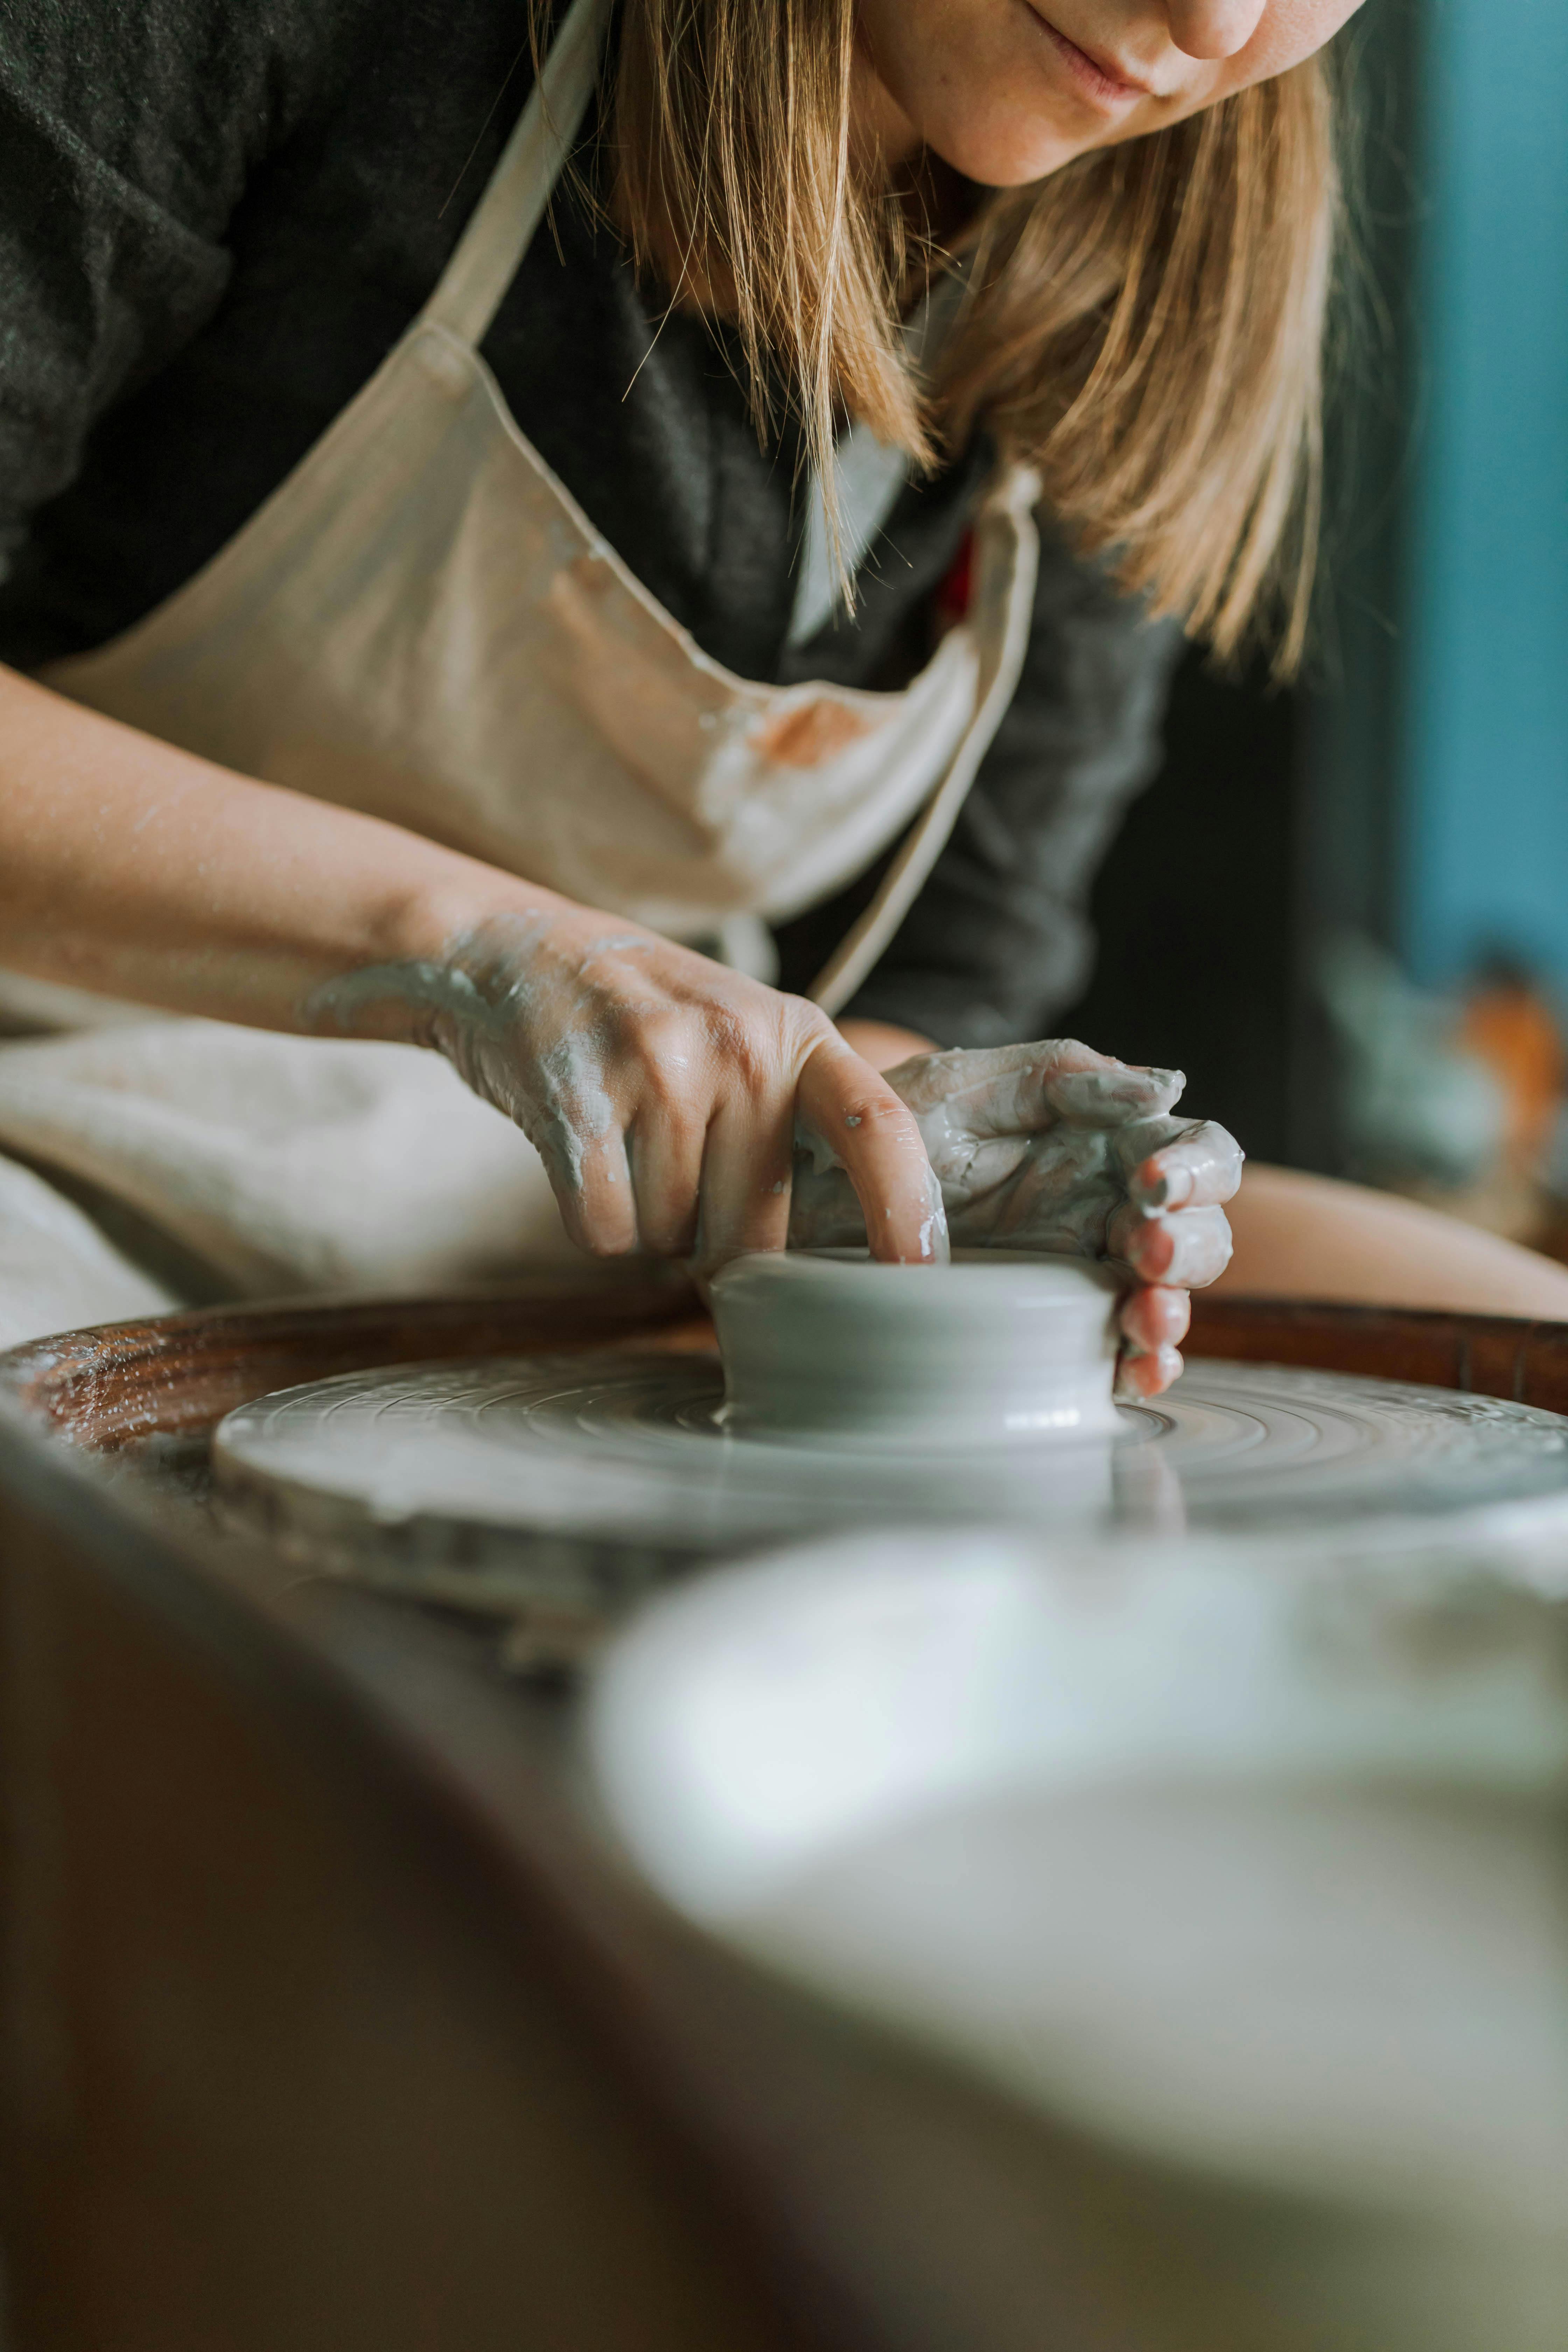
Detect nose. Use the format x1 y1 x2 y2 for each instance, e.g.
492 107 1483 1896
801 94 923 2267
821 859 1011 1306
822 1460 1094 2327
1166 0 1269 59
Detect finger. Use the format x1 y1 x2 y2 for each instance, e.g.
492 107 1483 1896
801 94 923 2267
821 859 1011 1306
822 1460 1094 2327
1110 1115 1192 1171
546 1122 638 1258
890 1040 1182 1138
946 1124 1118 1250
626 1107 706 1258
786 1157 865 1252
798 1038 949 1265
1122 1120 1245 1212
691 1091 796 1272
1110 1202 1234 1289
1118 1283 1190 1355
1116 1343 1185 1400
1043 1056 1185 1130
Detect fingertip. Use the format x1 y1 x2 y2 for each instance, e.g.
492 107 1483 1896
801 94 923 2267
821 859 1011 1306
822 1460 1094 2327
1118 1283 1191 1350
581 1221 642 1262
556 1180 639 1262
1049 1064 1185 1130
1129 1157 1195 1212
1115 1342 1184 1400
1128 1122 1246 1212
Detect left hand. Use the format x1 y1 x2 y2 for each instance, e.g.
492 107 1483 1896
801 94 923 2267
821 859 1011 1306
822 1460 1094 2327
790 1038 1244 1398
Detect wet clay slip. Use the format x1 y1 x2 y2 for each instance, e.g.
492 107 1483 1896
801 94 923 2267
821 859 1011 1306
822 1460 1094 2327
709 1250 1124 1447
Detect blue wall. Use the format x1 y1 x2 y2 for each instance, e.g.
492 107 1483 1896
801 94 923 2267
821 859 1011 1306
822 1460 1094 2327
1400 0 1568 988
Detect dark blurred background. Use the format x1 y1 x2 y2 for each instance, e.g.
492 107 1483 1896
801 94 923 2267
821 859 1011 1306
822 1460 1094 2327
1065 646 1301 1164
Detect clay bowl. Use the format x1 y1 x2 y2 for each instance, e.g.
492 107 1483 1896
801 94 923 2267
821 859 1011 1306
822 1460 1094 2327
708 1249 1124 1449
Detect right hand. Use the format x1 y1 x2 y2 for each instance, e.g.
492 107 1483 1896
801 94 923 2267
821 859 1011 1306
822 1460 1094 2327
310 904 946 1270
790 1038 1241 1396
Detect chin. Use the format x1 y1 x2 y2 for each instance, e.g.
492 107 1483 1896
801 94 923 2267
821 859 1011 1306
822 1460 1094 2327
926 114 1085 190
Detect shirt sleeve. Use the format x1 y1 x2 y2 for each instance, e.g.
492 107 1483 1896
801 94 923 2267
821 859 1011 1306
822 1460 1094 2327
0 0 322 585
841 510 1185 1049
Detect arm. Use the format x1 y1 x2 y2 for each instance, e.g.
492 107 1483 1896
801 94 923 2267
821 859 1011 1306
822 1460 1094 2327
0 665 942 1265
837 1018 935 1071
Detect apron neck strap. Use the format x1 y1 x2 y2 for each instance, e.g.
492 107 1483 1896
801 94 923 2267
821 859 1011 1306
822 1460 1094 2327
420 0 614 349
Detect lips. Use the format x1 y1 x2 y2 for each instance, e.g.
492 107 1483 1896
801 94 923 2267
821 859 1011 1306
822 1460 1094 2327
1025 7 1156 107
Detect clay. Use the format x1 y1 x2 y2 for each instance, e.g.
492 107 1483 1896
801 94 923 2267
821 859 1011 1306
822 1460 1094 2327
709 1248 1124 1446
306 914 626 1200
214 1349 1568 1594
789 1039 1242 1290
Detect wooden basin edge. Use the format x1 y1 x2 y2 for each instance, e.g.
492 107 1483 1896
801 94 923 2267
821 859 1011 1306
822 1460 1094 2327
1188 1293 1568 1416
7 1282 1568 1451
0 1274 701 1451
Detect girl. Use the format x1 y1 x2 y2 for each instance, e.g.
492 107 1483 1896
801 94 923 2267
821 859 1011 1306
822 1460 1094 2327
2 0 1562 1373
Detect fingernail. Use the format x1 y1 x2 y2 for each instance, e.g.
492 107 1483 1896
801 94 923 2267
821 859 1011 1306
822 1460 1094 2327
1137 1164 1193 1211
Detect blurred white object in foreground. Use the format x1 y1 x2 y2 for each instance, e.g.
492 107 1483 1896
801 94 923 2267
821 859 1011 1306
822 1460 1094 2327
589 1530 1568 2352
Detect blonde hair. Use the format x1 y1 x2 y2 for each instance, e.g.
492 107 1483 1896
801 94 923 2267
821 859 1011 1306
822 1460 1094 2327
551 1 1340 673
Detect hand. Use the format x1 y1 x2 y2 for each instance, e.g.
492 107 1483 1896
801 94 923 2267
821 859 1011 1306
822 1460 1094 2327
309 905 947 1270
790 1038 1242 1398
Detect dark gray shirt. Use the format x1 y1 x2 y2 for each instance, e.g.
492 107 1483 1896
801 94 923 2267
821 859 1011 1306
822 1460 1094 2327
0 0 1182 1043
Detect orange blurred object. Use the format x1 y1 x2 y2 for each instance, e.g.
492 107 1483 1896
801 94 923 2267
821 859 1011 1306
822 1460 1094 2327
1459 967 1567 1174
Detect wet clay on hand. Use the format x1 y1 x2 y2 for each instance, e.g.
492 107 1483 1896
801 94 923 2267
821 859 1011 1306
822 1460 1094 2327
789 1039 1243 1399
306 909 946 1271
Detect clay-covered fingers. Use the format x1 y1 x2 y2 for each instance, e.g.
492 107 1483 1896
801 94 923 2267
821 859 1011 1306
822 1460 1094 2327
625 1106 707 1258
1116 1341 1184 1400
1118 1281 1190 1355
890 1039 1185 1140
548 1124 639 1257
690 1091 796 1271
1040 1053 1186 1132
1120 1119 1245 1213
797 1037 949 1265
1114 1285 1190 1400
1108 1199 1235 1289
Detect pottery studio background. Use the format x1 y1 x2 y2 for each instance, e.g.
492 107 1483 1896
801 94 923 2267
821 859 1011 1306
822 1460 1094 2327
1069 0 1568 1257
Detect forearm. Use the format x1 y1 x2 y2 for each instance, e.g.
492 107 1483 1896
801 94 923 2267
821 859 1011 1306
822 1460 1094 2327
0 664 556 1039
836 1017 935 1071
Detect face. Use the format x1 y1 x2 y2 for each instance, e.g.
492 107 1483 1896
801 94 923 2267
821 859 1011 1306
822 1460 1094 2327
854 0 1364 184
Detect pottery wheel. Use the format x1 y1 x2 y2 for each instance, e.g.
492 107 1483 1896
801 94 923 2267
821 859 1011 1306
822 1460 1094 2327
214 1349 1568 1596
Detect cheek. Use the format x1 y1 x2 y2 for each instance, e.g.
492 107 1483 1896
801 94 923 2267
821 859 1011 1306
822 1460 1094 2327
858 0 1097 186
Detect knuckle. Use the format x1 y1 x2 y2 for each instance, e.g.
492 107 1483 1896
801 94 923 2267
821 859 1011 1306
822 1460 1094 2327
783 1000 844 1062
778 989 831 1034
693 1002 767 1085
839 1088 917 1138
638 1054 698 1122
633 1006 699 1074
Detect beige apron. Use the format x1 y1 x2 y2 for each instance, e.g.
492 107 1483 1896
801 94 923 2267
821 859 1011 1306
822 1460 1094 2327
0 0 1040 1348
